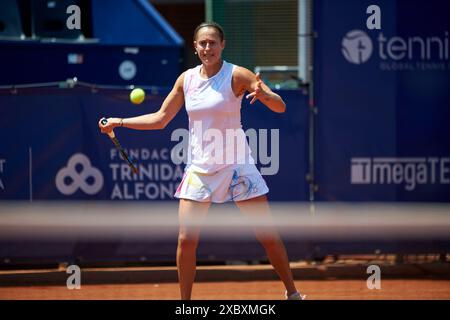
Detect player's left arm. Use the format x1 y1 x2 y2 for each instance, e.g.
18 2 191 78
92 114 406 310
233 66 286 113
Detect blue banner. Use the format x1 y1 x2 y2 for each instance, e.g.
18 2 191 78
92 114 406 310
314 0 450 201
0 87 309 201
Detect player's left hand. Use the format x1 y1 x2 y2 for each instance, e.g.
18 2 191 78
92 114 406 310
246 73 269 104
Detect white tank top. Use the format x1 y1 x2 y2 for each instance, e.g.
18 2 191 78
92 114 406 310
183 60 255 173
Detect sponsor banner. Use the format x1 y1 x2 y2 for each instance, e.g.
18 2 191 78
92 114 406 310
315 0 450 201
0 88 308 201
351 157 450 191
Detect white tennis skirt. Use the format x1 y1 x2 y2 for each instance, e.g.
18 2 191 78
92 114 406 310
174 164 269 203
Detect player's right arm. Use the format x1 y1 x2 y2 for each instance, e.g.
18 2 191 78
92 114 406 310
99 73 185 133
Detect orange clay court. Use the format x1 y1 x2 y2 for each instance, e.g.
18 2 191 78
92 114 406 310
1 257 449 300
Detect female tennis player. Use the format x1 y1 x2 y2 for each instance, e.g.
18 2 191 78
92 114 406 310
99 22 304 300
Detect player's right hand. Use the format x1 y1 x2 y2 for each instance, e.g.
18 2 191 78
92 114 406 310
98 117 120 134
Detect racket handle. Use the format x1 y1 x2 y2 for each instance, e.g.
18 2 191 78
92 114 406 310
100 118 115 138
101 118 138 174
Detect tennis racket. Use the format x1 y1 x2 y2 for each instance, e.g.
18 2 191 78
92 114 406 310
100 118 138 174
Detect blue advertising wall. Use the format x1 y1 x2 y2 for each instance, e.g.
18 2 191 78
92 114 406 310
1 0 450 265
0 87 309 202
314 0 450 202
2 0 447 204
0 42 181 87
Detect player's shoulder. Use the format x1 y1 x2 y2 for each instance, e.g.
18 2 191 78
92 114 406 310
178 65 201 83
173 71 187 92
232 65 255 88
183 64 201 75
233 65 255 79
178 71 187 80
175 65 200 93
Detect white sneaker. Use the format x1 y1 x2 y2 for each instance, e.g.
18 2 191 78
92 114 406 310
285 291 306 300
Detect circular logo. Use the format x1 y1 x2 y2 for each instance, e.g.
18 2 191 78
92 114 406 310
341 30 373 64
118 60 137 80
56 153 103 195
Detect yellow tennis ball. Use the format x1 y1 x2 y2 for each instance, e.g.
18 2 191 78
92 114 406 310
130 88 145 104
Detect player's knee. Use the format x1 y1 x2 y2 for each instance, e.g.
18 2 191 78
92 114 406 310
178 233 199 250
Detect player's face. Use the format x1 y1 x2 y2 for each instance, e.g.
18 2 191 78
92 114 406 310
194 27 225 66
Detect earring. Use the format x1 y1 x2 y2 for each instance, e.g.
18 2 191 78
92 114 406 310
194 51 198 55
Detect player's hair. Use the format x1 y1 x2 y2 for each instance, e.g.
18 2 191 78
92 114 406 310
193 22 225 41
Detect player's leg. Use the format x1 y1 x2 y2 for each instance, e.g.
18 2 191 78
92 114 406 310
235 195 298 296
177 198 211 300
